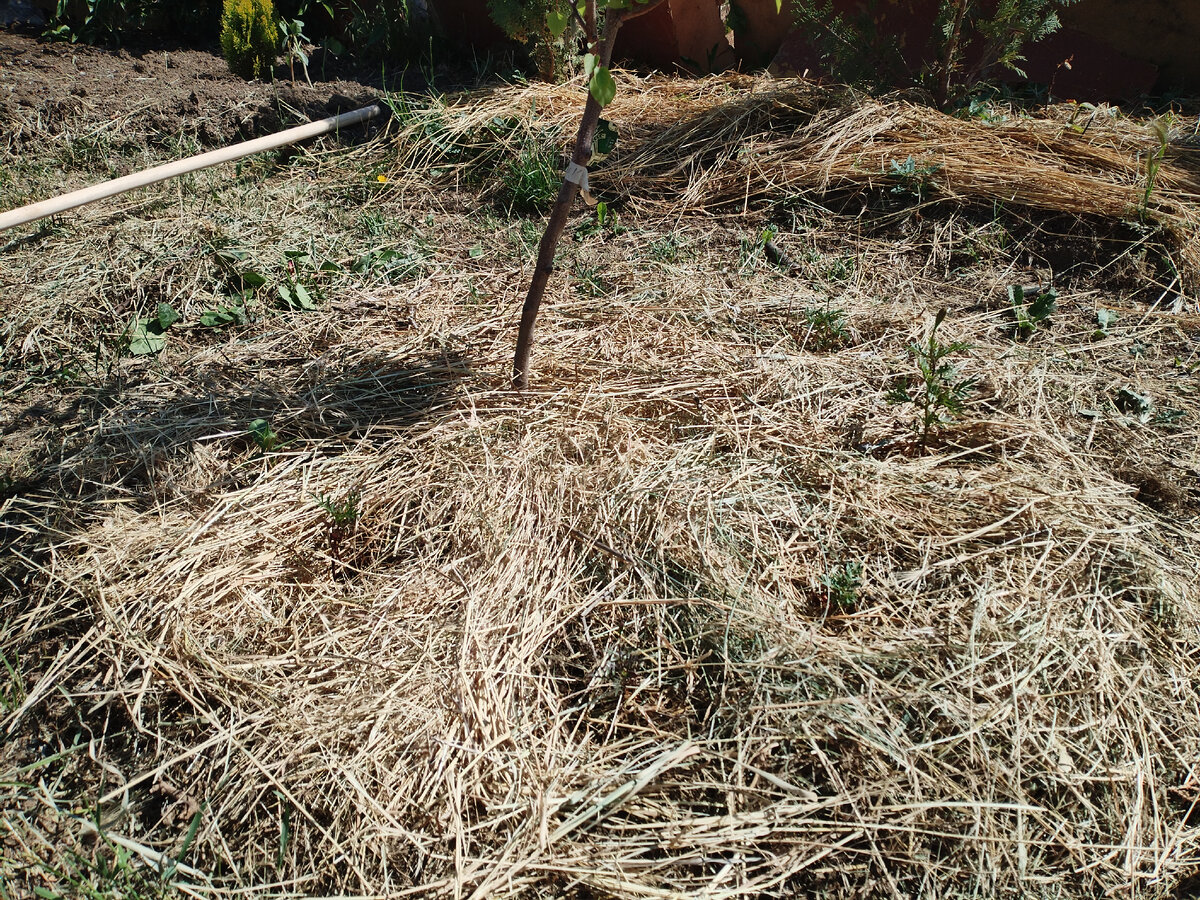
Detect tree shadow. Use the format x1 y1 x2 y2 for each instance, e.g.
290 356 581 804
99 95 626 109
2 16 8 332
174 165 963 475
0 347 474 583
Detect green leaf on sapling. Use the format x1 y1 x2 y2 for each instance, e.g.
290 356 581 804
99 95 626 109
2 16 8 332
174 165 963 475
546 7 569 38
589 66 617 107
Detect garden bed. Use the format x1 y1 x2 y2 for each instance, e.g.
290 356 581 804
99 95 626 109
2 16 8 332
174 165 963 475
2 33 1199 899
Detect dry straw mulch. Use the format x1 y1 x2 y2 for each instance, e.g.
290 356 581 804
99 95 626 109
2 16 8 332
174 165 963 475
391 73 1200 286
2 73 1199 899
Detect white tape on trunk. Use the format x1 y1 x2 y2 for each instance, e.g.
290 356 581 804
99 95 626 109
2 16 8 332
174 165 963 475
564 161 597 206
563 161 589 190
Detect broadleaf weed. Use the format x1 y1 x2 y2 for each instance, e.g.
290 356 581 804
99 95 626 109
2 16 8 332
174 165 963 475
886 308 977 445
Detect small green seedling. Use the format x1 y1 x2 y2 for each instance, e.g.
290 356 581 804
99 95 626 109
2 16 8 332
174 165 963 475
1114 387 1154 424
315 490 361 569
739 224 779 271
575 200 622 240
1008 284 1056 337
248 418 279 452
889 155 942 202
802 303 849 349
277 281 316 311
199 294 251 328
649 232 684 263
353 247 426 282
821 561 863 612
886 308 977 446
1094 308 1118 339
126 302 180 355
575 263 609 298
314 490 360 528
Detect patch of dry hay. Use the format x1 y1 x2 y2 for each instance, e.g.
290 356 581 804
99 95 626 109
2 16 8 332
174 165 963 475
389 74 1200 287
2 74 1199 899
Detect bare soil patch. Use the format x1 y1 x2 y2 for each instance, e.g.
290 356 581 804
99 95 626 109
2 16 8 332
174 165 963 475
0 30 385 149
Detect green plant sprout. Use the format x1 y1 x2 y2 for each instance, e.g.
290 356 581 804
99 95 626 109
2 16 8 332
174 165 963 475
199 295 251 328
886 308 977 446
315 490 361 569
314 490 361 528
739 224 780 271
1094 308 1117 339
802 303 849 349
1008 283 1056 337
126 302 180 356
821 560 863 612
574 200 621 239
280 2 334 86
889 156 942 202
248 418 279 452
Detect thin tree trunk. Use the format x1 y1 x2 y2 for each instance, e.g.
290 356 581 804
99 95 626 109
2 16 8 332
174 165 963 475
511 0 668 389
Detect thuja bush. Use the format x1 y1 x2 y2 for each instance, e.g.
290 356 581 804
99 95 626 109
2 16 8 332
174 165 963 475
793 0 1080 107
221 0 279 80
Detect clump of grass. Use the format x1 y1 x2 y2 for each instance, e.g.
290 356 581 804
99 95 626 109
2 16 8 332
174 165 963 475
498 135 561 215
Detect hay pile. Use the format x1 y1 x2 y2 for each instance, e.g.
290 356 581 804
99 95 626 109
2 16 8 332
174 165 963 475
2 73 1199 898
390 74 1200 286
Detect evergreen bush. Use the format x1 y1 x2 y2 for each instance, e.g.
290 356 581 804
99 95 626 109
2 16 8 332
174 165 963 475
220 0 279 80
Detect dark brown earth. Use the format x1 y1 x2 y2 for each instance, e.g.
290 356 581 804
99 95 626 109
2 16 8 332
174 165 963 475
0 30 394 149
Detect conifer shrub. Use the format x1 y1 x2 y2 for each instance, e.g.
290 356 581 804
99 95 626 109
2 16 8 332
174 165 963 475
221 0 279 80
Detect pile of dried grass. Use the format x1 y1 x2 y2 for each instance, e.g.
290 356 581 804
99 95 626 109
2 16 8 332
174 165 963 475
2 72 1199 900
389 74 1200 285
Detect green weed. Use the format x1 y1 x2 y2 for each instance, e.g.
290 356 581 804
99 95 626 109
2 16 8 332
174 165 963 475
314 490 360 528
824 254 856 283
889 155 941 202
575 262 609 297
314 490 361 570
1008 283 1056 337
648 232 684 263
574 201 621 240
247 418 279 453
1 651 26 713
739 225 779 271
197 296 251 328
1093 308 1118 339
800 303 849 349
821 561 863 611
125 302 180 356
886 308 977 446
352 243 428 282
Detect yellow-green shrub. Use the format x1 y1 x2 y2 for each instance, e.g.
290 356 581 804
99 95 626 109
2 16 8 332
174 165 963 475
220 0 278 80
